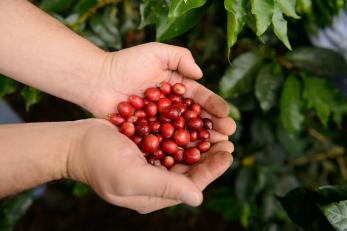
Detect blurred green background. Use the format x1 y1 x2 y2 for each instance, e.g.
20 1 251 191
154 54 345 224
1 0 347 230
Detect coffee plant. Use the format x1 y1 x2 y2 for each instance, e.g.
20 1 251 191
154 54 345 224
1 0 347 230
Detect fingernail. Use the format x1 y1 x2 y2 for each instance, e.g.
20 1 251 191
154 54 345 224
181 192 202 206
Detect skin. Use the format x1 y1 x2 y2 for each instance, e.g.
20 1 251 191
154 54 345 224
0 0 236 213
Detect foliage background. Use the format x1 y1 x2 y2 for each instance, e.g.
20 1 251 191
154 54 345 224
1 0 347 230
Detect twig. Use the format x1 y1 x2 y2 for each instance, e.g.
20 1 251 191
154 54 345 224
337 157 347 181
290 146 345 166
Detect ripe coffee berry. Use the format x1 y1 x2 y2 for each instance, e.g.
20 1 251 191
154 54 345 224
142 135 160 153
110 81 214 168
118 102 135 118
120 122 135 137
172 83 186 95
110 113 125 126
129 95 144 110
145 87 161 101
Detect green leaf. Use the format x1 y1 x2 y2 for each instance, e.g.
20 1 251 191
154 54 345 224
303 76 347 127
73 182 93 197
169 0 207 20
322 200 347 231
255 64 283 111
276 0 300 18
21 87 44 111
279 75 304 134
40 0 77 14
225 0 247 57
220 52 261 98
228 102 241 120
72 0 96 15
272 3 292 50
251 0 274 36
285 47 347 76
0 76 18 97
139 0 167 29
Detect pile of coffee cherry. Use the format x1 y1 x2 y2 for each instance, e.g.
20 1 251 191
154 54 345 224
109 82 213 169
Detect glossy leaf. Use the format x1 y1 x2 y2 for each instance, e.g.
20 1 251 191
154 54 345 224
220 52 261 98
40 0 76 14
72 0 96 15
225 0 247 57
169 0 207 20
251 0 274 36
139 0 166 28
229 102 241 120
0 76 18 98
272 3 292 50
276 0 300 18
322 200 347 231
285 47 347 76
255 64 283 111
21 87 43 111
279 75 304 134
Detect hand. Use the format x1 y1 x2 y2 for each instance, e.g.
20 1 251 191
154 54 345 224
67 119 235 213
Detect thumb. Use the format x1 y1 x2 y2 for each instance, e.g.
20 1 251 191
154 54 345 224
129 164 203 207
160 43 203 79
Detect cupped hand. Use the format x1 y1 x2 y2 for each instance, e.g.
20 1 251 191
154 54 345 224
67 119 235 214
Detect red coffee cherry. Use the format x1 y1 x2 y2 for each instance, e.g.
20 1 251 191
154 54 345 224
168 94 181 103
129 95 144 110
153 149 165 160
134 110 146 118
172 83 186 95
120 122 135 137
157 98 172 112
159 81 172 95
127 116 138 123
145 102 158 117
161 139 178 154
150 121 161 133
145 87 161 101
142 135 160 153
191 103 202 115
173 148 184 162
159 115 171 123
161 122 175 138
203 118 213 130
198 141 211 152
136 117 148 125
172 102 186 113
162 156 175 169
182 98 193 107
131 135 143 146
148 116 157 122
136 123 150 136
173 129 190 146
162 105 181 119
183 110 198 120
184 147 201 165
187 118 203 131
156 134 163 143
198 129 210 140
117 101 135 118
172 116 185 129
110 113 125 126
190 130 198 142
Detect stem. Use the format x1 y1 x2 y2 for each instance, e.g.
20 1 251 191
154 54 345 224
290 146 345 166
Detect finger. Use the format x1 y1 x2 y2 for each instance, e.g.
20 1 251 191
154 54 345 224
209 130 228 143
157 43 202 79
201 111 237 136
127 164 203 206
170 141 234 174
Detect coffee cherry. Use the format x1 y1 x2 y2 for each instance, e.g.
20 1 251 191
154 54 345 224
148 156 161 166
142 135 160 153
136 117 148 125
159 82 172 95
110 113 125 126
118 101 135 118
183 110 198 120
157 98 172 112
136 123 150 136
187 118 203 131
159 93 166 99
131 135 143 146
127 116 138 123
153 149 165 160
150 121 161 133
144 99 150 106
120 122 135 137
172 83 186 95
129 95 144 110
161 139 178 154
162 156 175 169
162 105 181 119
172 116 185 129
198 141 211 152
161 123 174 138
173 148 184 162
184 147 201 165
190 130 198 142
145 87 161 101
182 98 193 107
203 118 213 130
148 116 157 122
172 102 186 113
134 110 146 118
159 115 171 123
198 129 210 140
145 102 158 117
173 129 190 146
156 134 163 143
191 103 202 115
168 94 181 103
